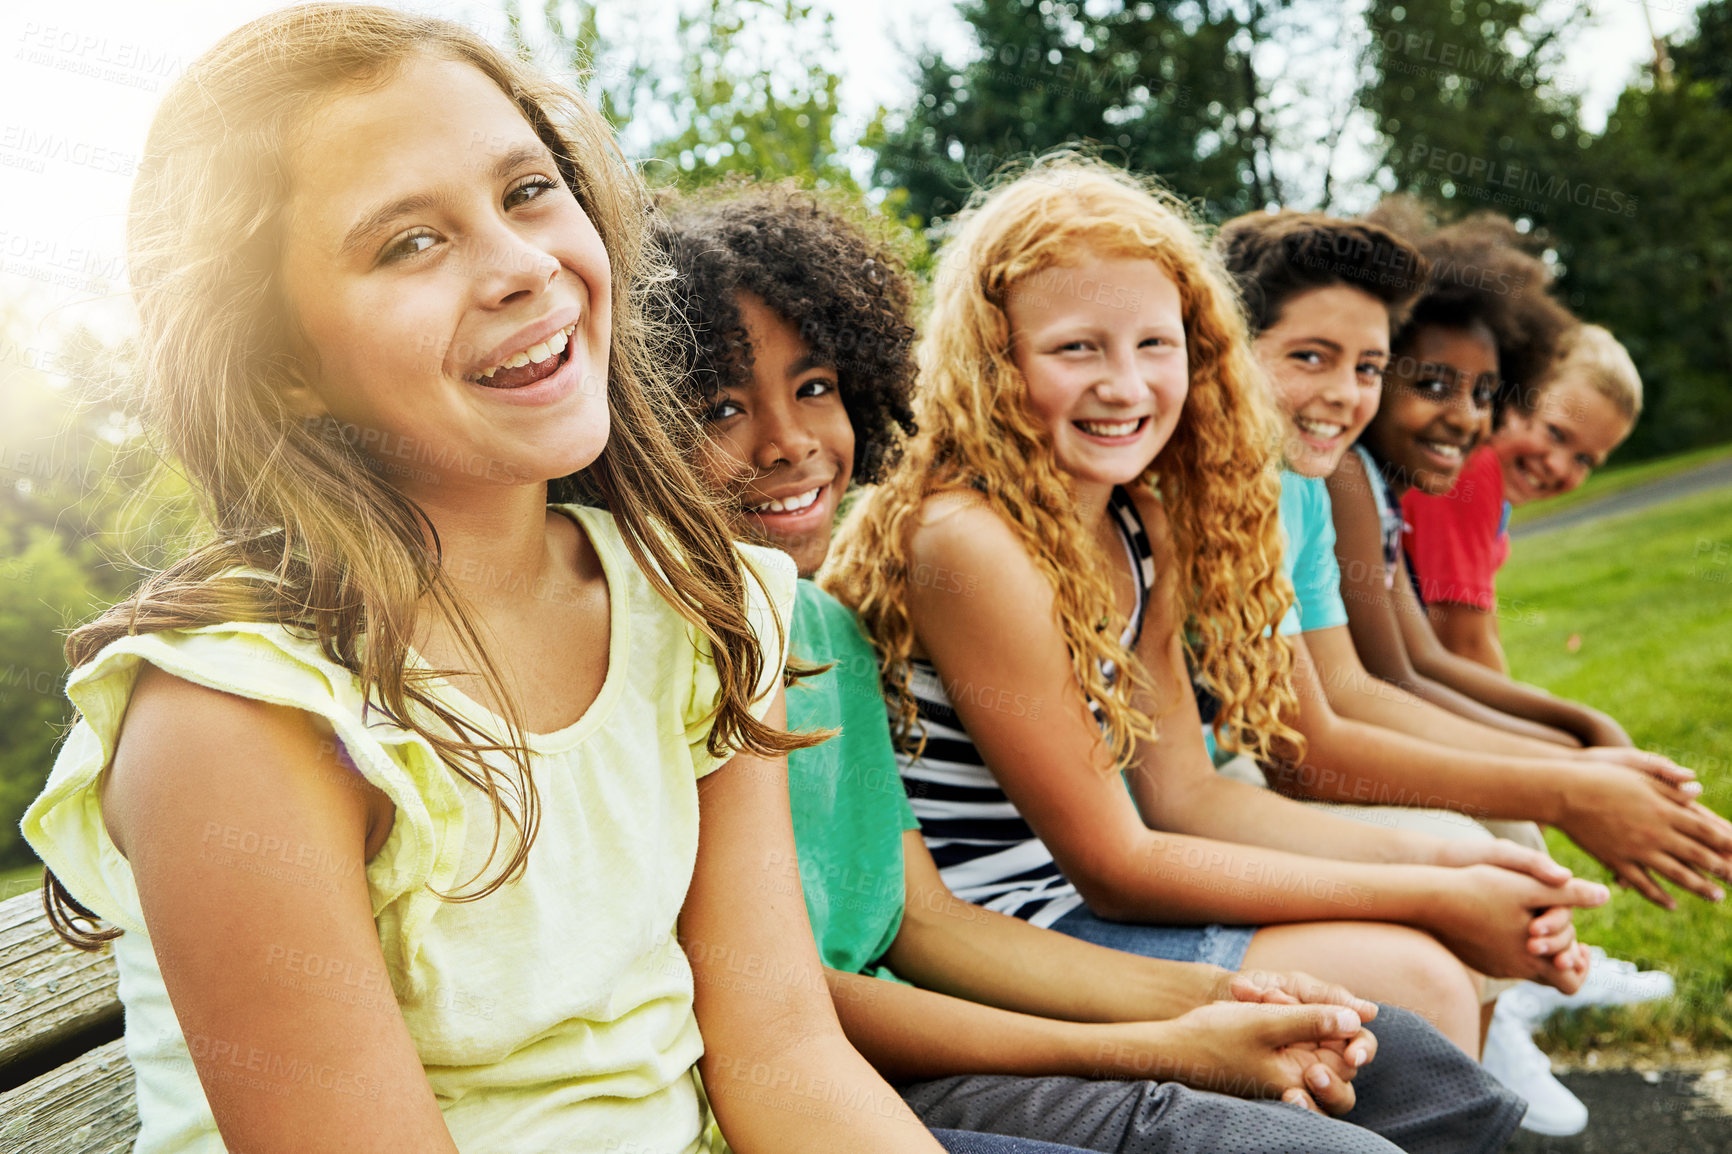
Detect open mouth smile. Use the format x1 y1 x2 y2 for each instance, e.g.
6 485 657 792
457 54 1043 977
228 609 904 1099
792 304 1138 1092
1073 416 1149 440
749 487 822 515
1514 459 1552 494
742 479 836 533
1416 437 1468 467
468 321 580 389
1293 416 1348 444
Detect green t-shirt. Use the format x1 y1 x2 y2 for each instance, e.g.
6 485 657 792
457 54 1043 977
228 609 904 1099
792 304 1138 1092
786 580 920 983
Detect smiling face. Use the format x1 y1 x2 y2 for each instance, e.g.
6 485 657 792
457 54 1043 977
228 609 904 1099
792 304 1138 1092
1363 321 1498 496
1253 284 1390 479
1005 254 1189 494
698 293 854 576
279 54 613 496
1492 374 1632 506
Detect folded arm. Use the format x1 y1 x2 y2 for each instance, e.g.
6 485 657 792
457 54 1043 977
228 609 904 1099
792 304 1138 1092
826 967 1370 1114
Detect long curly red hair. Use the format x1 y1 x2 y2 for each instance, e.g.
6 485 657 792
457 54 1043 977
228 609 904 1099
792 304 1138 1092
825 155 1300 767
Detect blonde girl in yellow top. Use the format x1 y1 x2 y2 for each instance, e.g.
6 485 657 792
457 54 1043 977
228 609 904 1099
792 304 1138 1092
826 157 1606 1056
22 7 961 1152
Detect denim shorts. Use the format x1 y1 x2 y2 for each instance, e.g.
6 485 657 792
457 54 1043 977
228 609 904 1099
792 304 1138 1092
1049 904 1257 970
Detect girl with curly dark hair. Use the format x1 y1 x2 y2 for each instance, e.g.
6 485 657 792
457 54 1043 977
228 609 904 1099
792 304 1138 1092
653 180 919 575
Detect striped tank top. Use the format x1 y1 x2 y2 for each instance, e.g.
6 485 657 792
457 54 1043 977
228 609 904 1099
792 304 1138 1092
897 487 1154 926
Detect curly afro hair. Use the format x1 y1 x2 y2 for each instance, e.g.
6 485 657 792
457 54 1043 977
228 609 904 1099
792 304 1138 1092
1214 210 1430 336
652 181 919 486
1364 198 1575 415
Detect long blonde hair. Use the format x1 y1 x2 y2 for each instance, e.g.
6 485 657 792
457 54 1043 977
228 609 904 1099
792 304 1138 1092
825 156 1300 767
49 3 815 947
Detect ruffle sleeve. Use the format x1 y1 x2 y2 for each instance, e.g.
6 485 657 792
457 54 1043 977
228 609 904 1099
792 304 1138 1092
21 622 467 986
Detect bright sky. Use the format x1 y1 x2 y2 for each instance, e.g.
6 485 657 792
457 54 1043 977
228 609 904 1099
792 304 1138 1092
0 0 1701 352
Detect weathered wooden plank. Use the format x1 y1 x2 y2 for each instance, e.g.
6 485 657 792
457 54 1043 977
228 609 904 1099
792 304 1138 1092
0 892 121 1074
0 1038 138 1154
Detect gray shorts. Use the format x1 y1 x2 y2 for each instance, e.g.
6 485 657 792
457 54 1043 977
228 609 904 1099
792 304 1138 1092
902 1004 1524 1154
933 1129 1092 1153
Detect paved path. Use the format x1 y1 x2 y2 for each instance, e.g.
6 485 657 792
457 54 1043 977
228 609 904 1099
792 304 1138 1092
1506 1068 1732 1153
1512 457 1732 540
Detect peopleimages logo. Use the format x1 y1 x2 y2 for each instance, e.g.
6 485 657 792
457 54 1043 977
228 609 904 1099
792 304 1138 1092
1377 26 1510 79
13 23 183 93
1406 144 1639 218
301 415 526 484
0 124 137 177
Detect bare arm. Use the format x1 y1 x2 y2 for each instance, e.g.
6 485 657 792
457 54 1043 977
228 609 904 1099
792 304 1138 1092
1124 569 1471 868
902 495 1606 985
1305 624 1591 760
1394 575 1632 748
886 830 1230 1022
101 667 456 1153
1280 633 1582 822
1428 601 1508 673
684 689 943 1153
825 967 1371 1114
1325 453 1577 745
908 497 1439 922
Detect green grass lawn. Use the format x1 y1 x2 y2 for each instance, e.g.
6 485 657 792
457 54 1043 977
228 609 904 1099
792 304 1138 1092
1497 483 1732 1053
1508 441 1732 526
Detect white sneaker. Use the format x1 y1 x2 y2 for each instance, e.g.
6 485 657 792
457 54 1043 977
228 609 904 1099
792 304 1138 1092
1481 1000 1589 1136
1502 948 1675 1026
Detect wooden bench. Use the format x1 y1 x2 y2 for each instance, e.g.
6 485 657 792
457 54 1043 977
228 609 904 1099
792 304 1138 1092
0 888 136 1153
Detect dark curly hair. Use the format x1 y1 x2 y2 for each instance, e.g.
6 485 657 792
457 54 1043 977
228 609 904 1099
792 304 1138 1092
1214 210 1430 336
652 181 919 485
1364 198 1575 416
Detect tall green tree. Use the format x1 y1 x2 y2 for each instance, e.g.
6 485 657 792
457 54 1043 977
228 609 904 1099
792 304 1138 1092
1358 0 1587 208
869 0 1360 224
1549 3 1732 458
1362 0 1732 460
506 0 854 189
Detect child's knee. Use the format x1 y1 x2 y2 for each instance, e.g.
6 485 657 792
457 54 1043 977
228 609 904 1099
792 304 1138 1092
1378 928 1479 1023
